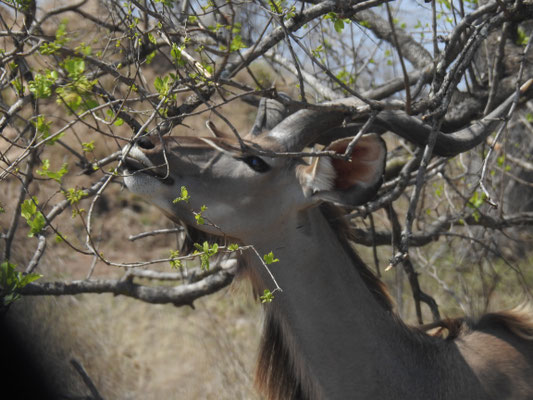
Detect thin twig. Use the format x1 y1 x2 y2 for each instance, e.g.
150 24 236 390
25 234 46 274
400 121 442 256
385 3 411 114
70 358 104 400
386 206 440 324
479 30 533 206
128 227 184 241
3 152 36 261
483 22 510 114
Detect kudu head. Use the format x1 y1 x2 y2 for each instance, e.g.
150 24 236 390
122 106 386 241
122 77 533 241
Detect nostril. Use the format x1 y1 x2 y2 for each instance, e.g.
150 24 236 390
137 136 155 150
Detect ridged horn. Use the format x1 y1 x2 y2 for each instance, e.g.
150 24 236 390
249 94 292 136
263 79 532 154
374 78 532 157
266 108 348 151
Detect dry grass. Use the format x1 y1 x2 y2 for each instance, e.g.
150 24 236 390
5 267 262 399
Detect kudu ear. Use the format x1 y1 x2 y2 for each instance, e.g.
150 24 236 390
299 134 386 206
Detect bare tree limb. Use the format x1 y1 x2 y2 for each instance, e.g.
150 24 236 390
352 211 533 247
19 262 237 307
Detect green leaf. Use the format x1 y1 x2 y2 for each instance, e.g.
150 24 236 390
1 261 42 306
28 211 45 237
77 42 92 56
334 19 344 33
39 21 69 55
147 32 157 44
193 243 204 252
33 115 64 145
433 183 443 197
63 188 87 204
18 273 42 287
230 35 247 52
228 243 239 251
82 141 95 152
145 51 156 64
467 191 486 222
36 159 68 183
324 12 350 33
169 249 182 269
11 77 24 95
268 0 285 13
63 57 85 79
113 117 124 126
21 196 37 220
311 44 323 58
516 27 529 46
194 205 207 225
171 43 186 67
1 260 18 290
193 241 219 271
468 191 486 209
29 70 58 98
200 254 210 270
263 251 279 265
260 289 275 303
154 76 171 98
55 58 97 112
173 186 190 203
21 197 46 237
56 87 82 110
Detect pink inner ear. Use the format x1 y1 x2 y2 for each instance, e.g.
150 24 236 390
328 137 383 190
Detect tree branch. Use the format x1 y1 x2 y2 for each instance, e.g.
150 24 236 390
19 263 237 307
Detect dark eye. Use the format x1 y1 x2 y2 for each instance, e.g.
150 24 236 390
240 156 270 173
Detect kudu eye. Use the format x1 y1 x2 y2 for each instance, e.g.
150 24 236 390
136 136 155 150
240 155 270 173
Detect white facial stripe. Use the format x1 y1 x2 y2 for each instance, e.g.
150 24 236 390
198 137 238 156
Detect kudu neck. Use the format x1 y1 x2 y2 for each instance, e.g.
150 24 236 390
248 205 447 400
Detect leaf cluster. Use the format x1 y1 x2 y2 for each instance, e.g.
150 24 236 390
20 197 45 238
0 261 41 307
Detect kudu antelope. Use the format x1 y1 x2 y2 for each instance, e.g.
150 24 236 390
122 83 533 400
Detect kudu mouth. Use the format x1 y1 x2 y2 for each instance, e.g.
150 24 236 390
122 155 175 185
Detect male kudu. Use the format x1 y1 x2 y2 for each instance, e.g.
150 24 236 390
122 83 533 400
